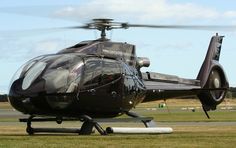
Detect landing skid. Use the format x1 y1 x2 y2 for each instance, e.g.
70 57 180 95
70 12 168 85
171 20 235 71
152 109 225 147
20 115 107 135
19 112 172 135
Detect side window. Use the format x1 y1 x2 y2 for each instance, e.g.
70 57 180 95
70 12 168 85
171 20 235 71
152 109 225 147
102 59 121 84
83 59 102 88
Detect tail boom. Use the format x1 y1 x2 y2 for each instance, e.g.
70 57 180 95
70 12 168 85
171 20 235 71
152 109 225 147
141 34 229 111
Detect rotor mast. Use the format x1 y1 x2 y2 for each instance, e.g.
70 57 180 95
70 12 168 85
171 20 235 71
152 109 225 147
100 27 106 39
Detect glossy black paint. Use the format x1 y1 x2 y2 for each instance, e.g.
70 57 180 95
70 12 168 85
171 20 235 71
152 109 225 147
8 35 229 118
9 40 146 118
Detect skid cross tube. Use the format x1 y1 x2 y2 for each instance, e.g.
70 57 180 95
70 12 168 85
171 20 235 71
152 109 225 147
125 111 157 127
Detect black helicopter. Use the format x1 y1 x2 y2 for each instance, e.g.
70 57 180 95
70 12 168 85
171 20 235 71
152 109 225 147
8 19 229 135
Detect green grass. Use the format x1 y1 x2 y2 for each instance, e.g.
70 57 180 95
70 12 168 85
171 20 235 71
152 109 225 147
0 129 236 148
132 98 236 122
0 110 235 122
136 110 236 122
0 100 236 147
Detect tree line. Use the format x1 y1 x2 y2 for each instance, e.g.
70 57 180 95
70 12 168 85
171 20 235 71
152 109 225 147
227 87 236 98
1 87 236 102
0 94 8 102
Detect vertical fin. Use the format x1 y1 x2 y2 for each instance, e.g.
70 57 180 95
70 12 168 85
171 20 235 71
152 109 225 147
196 33 228 111
197 33 224 87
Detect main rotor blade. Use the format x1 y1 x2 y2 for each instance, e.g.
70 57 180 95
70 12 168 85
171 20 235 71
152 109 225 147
0 26 88 38
59 25 90 29
125 24 236 31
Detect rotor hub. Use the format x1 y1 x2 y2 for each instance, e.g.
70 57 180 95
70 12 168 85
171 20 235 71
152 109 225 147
84 19 128 39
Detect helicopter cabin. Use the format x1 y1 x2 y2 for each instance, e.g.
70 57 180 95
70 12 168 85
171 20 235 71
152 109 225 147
58 40 137 66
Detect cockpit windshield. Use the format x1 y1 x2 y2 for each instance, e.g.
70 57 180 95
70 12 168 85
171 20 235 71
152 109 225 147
41 54 83 94
10 54 84 94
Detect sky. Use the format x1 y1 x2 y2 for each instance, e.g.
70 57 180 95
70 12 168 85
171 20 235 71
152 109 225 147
0 0 236 93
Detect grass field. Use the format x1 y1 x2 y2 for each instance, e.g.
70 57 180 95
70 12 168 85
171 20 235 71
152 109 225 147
0 99 236 147
0 126 235 148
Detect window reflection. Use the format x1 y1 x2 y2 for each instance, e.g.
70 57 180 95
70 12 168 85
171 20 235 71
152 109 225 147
82 58 122 89
102 59 121 84
42 54 83 93
82 59 102 88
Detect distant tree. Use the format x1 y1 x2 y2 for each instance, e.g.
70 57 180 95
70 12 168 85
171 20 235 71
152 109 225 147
226 91 232 98
232 92 236 99
229 87 236 99
0 94 8 102
230 87 236 91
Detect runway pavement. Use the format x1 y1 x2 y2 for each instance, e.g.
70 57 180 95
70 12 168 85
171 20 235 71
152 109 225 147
0 108 236 127
0 109 25 118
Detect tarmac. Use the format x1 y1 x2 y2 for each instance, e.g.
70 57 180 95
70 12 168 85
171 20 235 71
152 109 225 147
0 108 236 127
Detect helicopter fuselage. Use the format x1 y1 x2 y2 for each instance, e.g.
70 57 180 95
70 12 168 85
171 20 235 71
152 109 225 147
8 40 147 118
8 35 229 119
